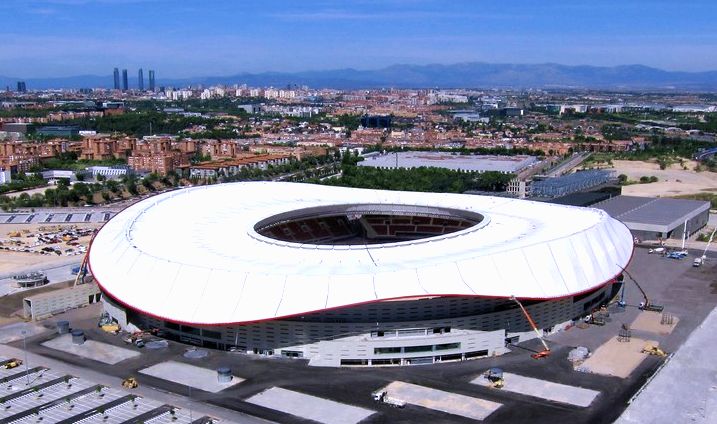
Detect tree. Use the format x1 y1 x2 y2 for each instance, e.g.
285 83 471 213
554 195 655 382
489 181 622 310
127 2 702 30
57 178 70 189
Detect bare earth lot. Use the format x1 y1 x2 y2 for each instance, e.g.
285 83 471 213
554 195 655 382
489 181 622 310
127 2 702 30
611 160 717 197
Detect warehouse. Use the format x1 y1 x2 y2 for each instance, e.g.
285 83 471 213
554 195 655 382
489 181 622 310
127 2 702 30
89 182 633 367
358 151 537 173
593 195 710 241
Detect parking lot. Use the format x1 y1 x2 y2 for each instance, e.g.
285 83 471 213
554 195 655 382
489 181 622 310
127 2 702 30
4 247 716 423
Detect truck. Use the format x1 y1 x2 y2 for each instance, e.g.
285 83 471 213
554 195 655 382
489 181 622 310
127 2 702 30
371 389 406 408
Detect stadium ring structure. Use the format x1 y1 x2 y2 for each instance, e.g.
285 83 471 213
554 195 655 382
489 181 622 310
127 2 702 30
89 182 633 367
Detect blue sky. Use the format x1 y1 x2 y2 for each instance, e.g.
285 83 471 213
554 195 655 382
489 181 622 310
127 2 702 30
2 0 716 78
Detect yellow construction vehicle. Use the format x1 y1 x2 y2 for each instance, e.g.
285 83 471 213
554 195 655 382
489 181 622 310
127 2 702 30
3 359 22 369
122 377 138 389
101 323 120 333
642 343 667 357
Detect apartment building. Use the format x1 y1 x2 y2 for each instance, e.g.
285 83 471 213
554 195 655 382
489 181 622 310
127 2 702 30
188 154 290 179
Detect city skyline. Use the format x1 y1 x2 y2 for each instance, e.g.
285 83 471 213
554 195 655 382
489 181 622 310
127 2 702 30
1 0 716 79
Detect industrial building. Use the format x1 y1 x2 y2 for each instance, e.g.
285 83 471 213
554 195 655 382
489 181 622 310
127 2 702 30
89 182 633 367
23 283 101 321
531 169 616 198
593 195 711 241
359 151 538 174
36 125 80 138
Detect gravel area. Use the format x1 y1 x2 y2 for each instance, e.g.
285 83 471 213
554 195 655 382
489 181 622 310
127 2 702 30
379 380 502 421
576 337 655 378
139 360 244 393
246 387 374 424
41 333 140 365
471 372 600 407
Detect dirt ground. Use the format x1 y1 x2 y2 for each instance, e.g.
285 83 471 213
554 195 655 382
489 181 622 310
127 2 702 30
630 311 679 335
611 160 717 197
576 337 656 378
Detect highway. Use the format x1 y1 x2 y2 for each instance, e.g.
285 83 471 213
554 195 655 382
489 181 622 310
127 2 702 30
542 152 592 178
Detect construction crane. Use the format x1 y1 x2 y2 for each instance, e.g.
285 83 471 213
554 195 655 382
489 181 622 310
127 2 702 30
73 250 89 287
621 269 664 312
510 296 551 359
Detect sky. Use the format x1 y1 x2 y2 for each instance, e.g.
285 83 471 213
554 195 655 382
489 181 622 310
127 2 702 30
2 0 717 78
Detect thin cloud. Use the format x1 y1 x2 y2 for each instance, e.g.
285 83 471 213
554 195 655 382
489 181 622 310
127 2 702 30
270 10 517 21
28 7 58 15
37 0 166 5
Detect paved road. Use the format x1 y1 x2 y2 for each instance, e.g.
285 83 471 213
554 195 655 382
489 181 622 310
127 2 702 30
543 152 592 178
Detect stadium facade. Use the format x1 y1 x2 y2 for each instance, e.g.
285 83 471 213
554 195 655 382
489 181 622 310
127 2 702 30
89 182 633 367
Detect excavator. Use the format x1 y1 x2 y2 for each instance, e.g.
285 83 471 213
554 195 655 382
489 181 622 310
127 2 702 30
510 296 551 359
620 269 664 312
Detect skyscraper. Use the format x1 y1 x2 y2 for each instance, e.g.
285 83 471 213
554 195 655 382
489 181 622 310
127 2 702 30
113 68 120 90
138 68 144 91
148 70 155 92
16 81 27 93
122 69 128 91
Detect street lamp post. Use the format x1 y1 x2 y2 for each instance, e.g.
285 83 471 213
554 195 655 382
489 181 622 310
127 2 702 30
188 385 193 422
21 329 29 385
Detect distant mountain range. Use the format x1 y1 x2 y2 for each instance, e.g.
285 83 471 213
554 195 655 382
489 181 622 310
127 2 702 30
3 62 717 90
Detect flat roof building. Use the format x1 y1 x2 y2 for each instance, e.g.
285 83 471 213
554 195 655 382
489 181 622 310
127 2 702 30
36 125 80 138
359 151 537 174
593 195 710 241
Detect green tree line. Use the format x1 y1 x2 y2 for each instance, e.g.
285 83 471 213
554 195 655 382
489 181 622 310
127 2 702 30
321 164 513 193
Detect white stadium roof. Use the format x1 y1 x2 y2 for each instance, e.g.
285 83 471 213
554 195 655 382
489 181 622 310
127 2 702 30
88 182 633 325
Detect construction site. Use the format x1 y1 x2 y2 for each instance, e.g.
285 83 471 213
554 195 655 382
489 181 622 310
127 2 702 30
0 185 714 423
0 235 717 423
0 228 709 423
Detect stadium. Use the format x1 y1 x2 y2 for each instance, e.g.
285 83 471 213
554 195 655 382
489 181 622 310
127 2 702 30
88 182 633 367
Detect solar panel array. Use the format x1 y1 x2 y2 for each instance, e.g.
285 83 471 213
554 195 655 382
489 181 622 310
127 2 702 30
0 358 218 424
